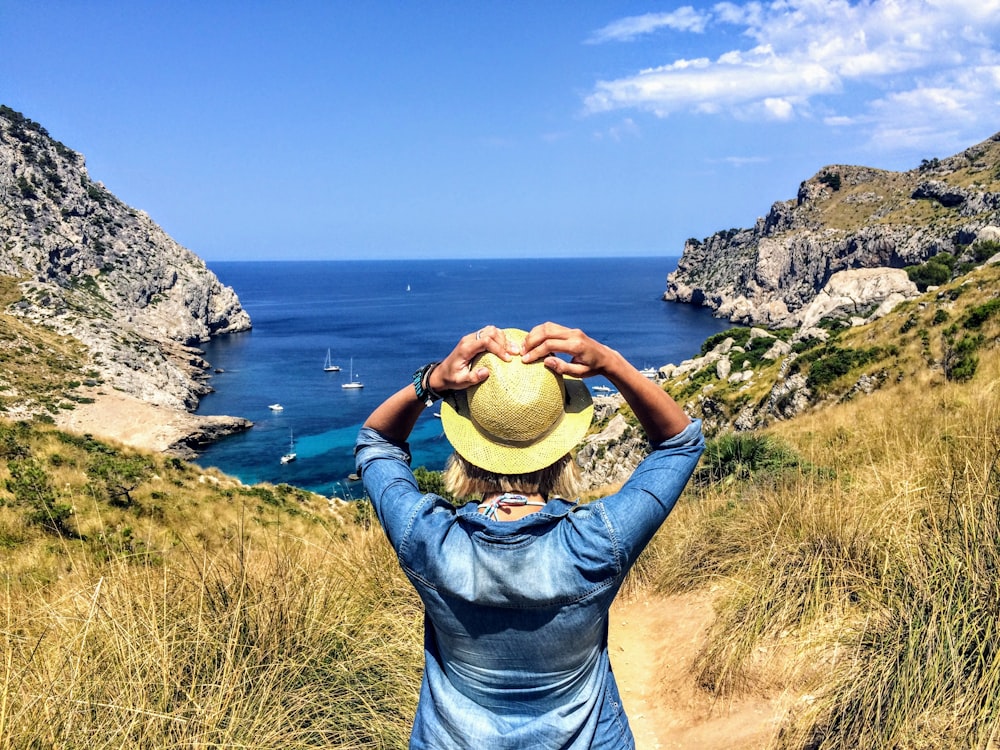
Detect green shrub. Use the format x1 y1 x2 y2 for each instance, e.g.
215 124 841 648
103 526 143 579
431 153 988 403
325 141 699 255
6 457 74 535
86 450 154 507
694 431 801 486
970 240 1000 263
803 346 893 390
413 466 453 502
944 333 983 382
819 171 842 191
905 258 952 291
0 422 31 460
700 327 752 355
963 298 1000 329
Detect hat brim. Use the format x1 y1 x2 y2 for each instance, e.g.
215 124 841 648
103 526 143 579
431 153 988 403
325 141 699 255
441 376 593 475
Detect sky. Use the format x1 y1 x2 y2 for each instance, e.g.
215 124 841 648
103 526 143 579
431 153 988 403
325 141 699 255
2 0 1000 261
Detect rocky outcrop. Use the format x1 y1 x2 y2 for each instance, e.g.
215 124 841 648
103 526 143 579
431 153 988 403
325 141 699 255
665 132 1000 328
576 397 650 490
0 106 251 414
797 268 917 329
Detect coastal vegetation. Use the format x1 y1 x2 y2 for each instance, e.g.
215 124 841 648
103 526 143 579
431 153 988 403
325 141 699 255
6 102 1000 746
0 258 998 747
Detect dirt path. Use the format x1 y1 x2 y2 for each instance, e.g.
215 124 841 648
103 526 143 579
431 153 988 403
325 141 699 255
609 591 789 750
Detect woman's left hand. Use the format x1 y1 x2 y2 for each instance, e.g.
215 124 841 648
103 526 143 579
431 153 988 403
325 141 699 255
427 325 517 393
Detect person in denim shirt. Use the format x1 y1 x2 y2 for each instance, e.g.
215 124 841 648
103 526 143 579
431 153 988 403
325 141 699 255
355 322 704 749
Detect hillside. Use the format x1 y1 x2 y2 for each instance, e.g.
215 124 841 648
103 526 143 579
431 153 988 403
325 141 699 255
0 256 996 747
1 105 998 747
665 130 1000 328
0 105 250 430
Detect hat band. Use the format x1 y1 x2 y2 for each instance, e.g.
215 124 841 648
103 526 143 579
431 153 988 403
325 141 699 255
470 410 565 449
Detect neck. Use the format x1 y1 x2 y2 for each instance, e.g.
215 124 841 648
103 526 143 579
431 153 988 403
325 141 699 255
478 492 546 521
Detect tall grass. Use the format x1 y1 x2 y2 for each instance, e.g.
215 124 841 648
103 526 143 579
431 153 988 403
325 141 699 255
0 518 422 749
651 350 1000 747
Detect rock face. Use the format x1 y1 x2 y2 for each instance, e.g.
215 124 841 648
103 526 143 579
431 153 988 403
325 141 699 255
576 397 650 491
665 132 1000 327
797 268 918 329
0 106 251 412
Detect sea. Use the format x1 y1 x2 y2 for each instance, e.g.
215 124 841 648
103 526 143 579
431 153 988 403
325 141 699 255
194 257 732 497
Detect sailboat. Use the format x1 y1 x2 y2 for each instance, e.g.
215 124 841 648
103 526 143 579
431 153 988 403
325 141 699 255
323 348 341 372
341 358 364 389
280 430 297 463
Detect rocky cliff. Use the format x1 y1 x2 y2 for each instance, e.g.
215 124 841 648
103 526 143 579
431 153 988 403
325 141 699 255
665 132 1000 328
0 106 251 416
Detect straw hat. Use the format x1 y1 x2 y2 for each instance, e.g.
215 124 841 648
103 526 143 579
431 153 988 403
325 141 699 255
440 328 594 475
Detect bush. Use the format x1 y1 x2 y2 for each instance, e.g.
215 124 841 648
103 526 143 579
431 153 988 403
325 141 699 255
819 171 842 191
694 431 801 486
413 466 453 502
6 457 74 535
700 327 752 355
803 346 892 390
963 298 1000 329
970 240 1000 263
86 450 154 507
944 333 983 382
905 257 952 291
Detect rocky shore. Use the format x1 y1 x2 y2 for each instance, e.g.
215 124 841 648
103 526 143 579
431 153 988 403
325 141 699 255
1 106 252 455
54 388 251 460
665 131 1000 329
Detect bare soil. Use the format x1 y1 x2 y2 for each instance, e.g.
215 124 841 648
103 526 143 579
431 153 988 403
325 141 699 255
610 591 792 750
54 389 247 457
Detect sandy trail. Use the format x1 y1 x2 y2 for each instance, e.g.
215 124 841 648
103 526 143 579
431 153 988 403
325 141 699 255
610 591 789 750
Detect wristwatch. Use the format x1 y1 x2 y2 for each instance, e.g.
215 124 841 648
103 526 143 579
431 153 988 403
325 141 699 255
412 362 443 407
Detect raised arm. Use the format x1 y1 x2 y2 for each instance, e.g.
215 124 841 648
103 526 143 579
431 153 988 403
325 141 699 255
362 326 516 443
520 322 690 445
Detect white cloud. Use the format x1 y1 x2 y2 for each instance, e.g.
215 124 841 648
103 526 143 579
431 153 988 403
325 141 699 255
583 0 1000 143
762 97 795 120
587 7 710 44
585 46 839 118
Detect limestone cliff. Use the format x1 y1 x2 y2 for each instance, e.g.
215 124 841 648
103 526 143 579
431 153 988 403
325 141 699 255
665 132 1000 327
0 106 251 414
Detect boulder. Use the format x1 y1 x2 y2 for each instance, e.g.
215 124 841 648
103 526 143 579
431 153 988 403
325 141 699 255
798 268 919 330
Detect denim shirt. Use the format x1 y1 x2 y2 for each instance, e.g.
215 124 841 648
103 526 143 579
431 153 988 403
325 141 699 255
355 420 704 750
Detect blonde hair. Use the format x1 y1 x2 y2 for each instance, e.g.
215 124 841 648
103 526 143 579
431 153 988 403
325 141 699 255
443 452 581 500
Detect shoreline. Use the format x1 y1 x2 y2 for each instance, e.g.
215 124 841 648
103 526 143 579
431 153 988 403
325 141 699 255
54 387 252 460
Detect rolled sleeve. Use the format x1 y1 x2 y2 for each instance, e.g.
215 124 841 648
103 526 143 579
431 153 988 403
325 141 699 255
354 426 426 549
599 419 705 569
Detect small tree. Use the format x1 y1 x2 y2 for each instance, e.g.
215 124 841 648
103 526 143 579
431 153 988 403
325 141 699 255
6 458 74 535
86 451 154 507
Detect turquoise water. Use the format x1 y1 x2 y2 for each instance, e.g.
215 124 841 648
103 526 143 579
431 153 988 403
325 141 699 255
194 258 731 495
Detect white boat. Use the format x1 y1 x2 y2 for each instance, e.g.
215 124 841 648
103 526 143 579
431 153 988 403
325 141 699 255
280 430 297 463
341 358 364 389
593 385 613 393
639 367 658 380
323 348 341 372
268 403 284 411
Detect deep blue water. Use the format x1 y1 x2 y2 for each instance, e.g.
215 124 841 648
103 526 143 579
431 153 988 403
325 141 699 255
194 258 730 496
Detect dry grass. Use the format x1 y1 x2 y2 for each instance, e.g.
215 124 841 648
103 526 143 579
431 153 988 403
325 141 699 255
1 262 999 747
0 426 423 749
0 524 423 749
650 340 1000 748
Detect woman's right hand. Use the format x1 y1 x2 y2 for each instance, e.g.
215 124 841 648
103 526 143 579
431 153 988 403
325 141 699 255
427 325 517 393
520 322 612 380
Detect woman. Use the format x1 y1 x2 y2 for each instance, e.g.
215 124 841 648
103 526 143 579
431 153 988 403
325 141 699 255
355 322 704 749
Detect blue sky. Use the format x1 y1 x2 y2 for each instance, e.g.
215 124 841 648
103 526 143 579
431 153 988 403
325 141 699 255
3 1 1000 261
